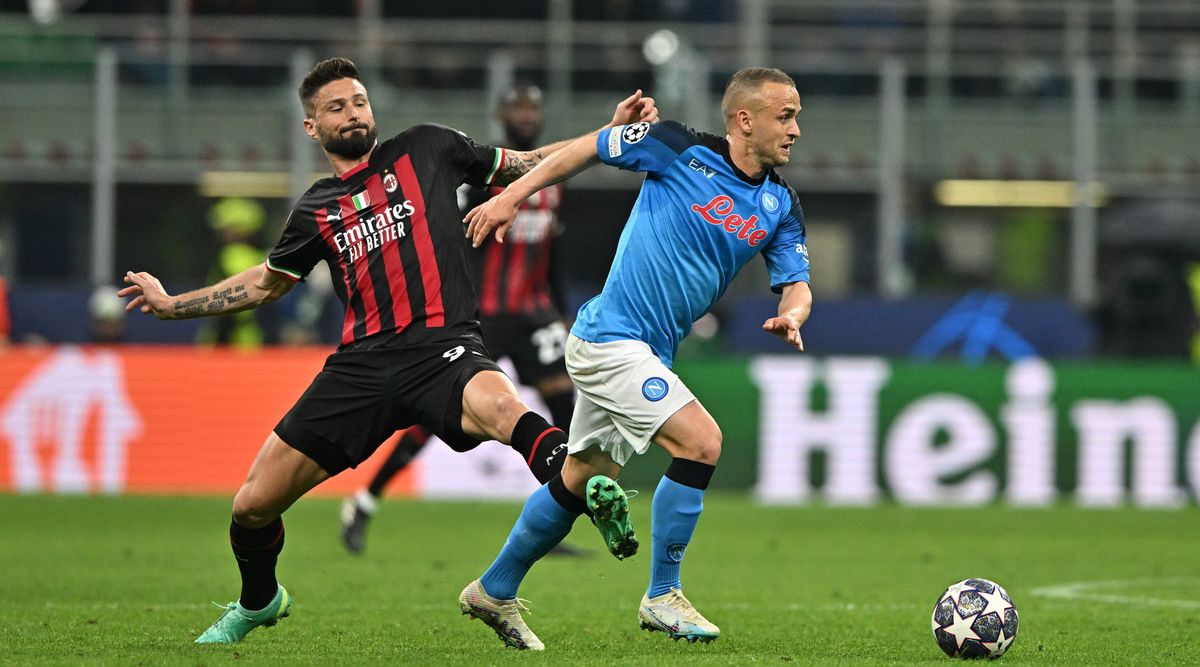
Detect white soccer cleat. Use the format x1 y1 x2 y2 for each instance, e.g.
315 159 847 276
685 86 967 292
638 588 720 643
458 579 544 651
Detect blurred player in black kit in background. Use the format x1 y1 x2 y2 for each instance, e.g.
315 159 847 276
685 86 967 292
120 58 655 643
339 84 580 555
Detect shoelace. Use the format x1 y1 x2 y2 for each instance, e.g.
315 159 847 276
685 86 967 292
661 589 706 622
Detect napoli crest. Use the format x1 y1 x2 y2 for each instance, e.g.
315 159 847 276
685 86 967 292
622 122 650 144
641 376 669 402
666 544 687 563
761 191 780 213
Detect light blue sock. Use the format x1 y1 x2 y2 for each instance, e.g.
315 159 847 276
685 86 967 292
648 476 705 598
480 484 578 599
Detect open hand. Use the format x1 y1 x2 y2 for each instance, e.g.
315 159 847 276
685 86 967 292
463 193 520 248
762 314 805 352
119 271 173 319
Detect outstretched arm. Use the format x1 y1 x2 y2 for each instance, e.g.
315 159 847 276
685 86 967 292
120 262 295 320
464 132 602 247
488 89 658 187
762 281 812 352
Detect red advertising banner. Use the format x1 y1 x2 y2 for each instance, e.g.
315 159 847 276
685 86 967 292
0 346 415 496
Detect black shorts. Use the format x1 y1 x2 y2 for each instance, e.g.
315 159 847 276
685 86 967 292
480 315 568 386
275 330 503 475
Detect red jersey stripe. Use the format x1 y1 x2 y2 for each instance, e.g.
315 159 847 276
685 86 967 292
364 174 414 332
394 154 444 328
531 228 554 312
504 237 528 313
338 194 383 338
315 208 360 345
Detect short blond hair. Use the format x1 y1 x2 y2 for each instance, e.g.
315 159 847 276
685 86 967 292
721 67 797 124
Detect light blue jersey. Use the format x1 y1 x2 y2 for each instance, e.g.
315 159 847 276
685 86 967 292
572 120 810 367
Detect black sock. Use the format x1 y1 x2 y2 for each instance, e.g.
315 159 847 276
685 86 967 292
547 473 588 515
509 411 569 484
665 457 716 490
367 427 430 497
230 517 285 611
542 388 575 436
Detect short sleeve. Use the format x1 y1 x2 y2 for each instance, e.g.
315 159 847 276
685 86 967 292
762 189 810 293
266 207 324 281
596 120 693 175
419 124 502 188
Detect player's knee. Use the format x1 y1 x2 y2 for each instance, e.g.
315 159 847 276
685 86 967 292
232 488 279 528
686 423 723 465
489 392 529 436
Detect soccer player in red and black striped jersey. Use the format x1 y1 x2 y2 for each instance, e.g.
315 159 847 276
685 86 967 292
120 58 656 644
337 84 580 555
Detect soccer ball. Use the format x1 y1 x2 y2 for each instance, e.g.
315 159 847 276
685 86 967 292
931 578 1019 659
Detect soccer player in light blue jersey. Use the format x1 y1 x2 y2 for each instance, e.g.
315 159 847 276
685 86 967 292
458 67 811 650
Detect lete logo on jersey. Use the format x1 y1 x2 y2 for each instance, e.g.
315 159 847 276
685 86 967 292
691 195 769 247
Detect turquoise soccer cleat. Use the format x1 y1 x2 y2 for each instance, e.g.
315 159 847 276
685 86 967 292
194 585 292 644
585 475 639 560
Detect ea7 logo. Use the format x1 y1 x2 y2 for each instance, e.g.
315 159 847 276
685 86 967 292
621 122 649 144
688 158 717 179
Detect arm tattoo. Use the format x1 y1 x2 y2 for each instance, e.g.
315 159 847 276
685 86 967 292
173 284 249 317
499 149 544 180
174 295 210 317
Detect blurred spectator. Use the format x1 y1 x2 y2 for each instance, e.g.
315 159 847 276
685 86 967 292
88 285 127 344
198 197 266 347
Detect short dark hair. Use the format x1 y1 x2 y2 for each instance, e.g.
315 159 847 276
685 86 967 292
299 57 362 117
721 67 797 122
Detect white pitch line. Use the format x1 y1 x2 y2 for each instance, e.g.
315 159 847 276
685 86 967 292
1031 578 1200 609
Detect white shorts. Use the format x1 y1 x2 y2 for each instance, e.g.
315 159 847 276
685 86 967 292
564 334 696 467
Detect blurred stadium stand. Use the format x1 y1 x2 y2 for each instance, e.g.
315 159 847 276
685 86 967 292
1 0 1198 360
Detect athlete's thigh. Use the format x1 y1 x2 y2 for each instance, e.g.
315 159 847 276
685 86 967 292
393 332 506 451
651 399 720 459
565 335 695 462
275 351 405 475
458 368 524 441
235 431 331 524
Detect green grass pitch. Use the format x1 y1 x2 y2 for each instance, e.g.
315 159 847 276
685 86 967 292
2 494 1197 665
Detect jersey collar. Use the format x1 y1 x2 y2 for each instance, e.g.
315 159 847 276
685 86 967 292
720 139 769 186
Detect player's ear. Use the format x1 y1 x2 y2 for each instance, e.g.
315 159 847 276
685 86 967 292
302 117 318 140
736 108 753 135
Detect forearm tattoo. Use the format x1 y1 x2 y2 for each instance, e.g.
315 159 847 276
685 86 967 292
173 284 248 317
499 149 544 180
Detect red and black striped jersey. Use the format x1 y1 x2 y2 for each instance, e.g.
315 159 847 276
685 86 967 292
467 183 564 320
267 124 506 348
